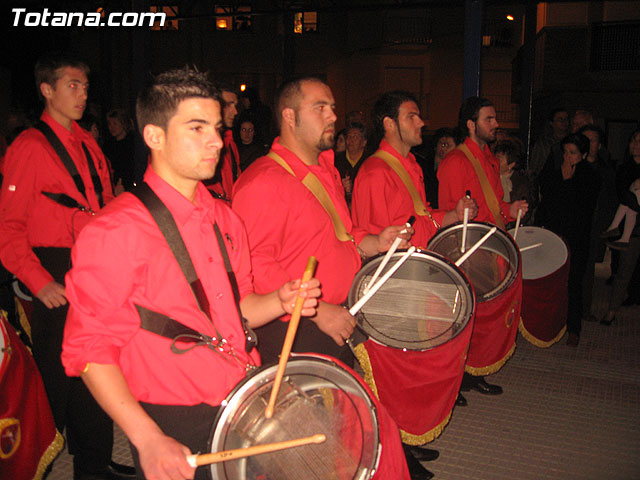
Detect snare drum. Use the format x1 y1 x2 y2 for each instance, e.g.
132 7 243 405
508 226 568 347
347 250 475 445
208 354 381 480
428 221 522 375
0 312 63 478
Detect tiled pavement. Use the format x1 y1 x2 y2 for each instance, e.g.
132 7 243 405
48 260 640 479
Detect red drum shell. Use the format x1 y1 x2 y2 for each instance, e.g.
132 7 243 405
509 226 569 347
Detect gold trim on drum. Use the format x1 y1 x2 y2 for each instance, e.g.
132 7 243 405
464 342 516 376
34 431 64 480
353 343 453 445
518 321 567 348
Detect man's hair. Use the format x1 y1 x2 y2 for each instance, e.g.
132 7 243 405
457 96 494 139
561 132 590 156
346 122 367 138
372 90 419 140
34 52 89 100
577 124 604 144
549 107 568 122
433 127 457 147
106 108 133 134
493 140 520 166
275 76 326 129
136 67 219 134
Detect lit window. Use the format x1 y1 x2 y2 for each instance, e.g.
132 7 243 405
216 5 252 31
150 5 179 31
294 11 317 34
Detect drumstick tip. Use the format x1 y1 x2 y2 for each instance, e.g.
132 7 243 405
264 405 274 419
312 434 326 444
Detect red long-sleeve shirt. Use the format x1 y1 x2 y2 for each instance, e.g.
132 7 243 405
438 137 512 225
0 111 114 295
207 130 240 200
351 140 446 249
232 138 367 309
62 167 259 406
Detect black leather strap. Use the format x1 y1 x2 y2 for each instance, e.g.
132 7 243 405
131 182 255 353
34 121 104 209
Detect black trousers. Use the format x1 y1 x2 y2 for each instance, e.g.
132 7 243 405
130 403 220 480
255 315 354 367
31 247 113 474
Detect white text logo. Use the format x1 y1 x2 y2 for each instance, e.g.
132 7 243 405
12 8 166 28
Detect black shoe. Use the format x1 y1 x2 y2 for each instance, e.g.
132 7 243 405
408 445 439 462
462 375 503 395
600 228 620 239
403 445 435 480
107 461 136 479
606 240 630 251
455 392 467 407
566 332 579 346
600 315 615 326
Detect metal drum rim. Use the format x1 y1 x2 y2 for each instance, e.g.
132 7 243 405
347 248 475 351
209 355 381 480
427 221 520 303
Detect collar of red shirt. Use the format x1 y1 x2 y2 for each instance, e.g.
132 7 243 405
143 166 218 227
41 110 84 145
463 136 493 160
270 137 336 177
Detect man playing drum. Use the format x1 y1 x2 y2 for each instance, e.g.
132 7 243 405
61 67 322 480
437 96 528 395
232 77 417 479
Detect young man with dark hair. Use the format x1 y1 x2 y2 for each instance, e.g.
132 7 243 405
352 90 476 250
205 84 240 200
0 52 129 479
437 96 528 396
61 67 321 480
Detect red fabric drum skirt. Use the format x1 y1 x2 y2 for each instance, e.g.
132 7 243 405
348 250 475 445
509 226 569 347
428 222 522 375
0 312 62 479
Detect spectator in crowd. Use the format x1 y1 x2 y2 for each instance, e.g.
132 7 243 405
334 122 370 206
529 108 569 179
103 108 135 193
234 113 268 171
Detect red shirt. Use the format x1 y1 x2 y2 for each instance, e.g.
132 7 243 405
438 137 512 224
232 139 366 310
351 140 446 249
0 111 114 295
207 130 240 200
62 167 259 406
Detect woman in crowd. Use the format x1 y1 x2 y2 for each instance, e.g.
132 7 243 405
536 133 601 346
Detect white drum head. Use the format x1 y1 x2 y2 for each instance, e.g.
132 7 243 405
508 226 568 280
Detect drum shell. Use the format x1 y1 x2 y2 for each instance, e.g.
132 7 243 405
428 222 522 374
208 354 382 480
0 312 62 477
509 226 569 347
348 250 475 444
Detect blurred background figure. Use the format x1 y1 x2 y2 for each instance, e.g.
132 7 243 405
494 140 535 227
334 122 369 207
103 108 135 194
234 112 268 171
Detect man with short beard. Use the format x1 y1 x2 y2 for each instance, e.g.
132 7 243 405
232 78 413 478
438 96 528 396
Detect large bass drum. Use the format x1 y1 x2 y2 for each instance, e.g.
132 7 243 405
347 250 475 445
208 354 381 480
428 221 522 375
508 226 568 347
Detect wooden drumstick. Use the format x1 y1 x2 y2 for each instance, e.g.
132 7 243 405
265 256 317 419
455 226 497 267
513 209 523 241
363 219 413 295
350 246 416 316
186 433 326 467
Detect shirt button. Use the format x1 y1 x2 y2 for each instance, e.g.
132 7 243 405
216 293 224 300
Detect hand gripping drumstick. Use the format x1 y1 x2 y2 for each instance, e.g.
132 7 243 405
265 256 317 419
349 246 416 316
455 226 497 267
186 434 326 467
363 217 414 295
513 209 523 241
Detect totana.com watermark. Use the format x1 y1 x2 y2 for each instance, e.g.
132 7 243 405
11 8 166 27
